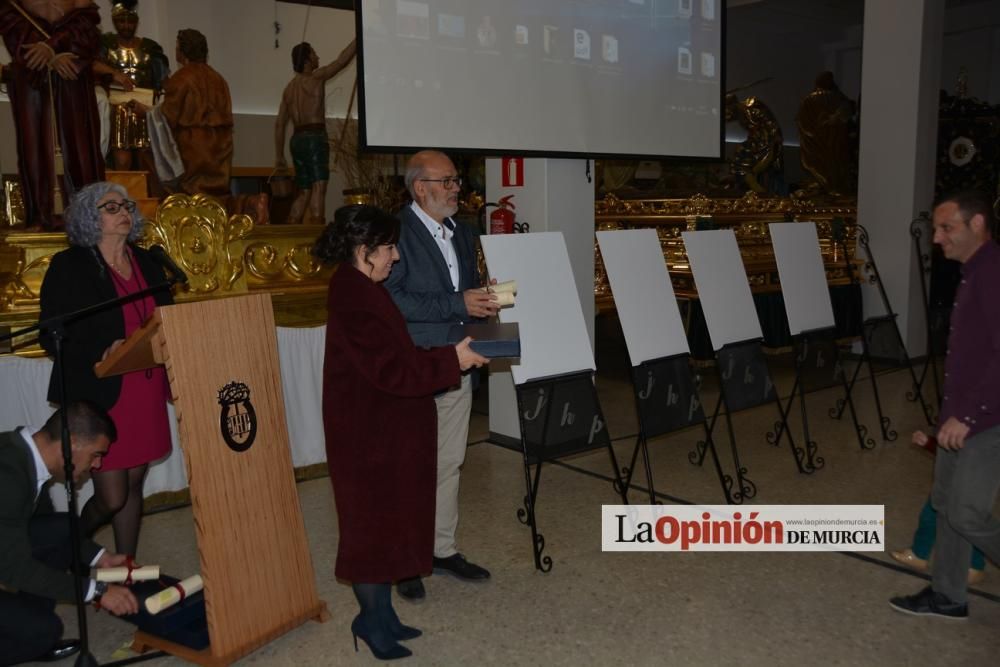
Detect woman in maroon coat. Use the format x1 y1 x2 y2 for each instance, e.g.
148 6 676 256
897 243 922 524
316 205 487 660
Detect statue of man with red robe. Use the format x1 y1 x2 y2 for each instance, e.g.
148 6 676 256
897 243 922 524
0 0 105 229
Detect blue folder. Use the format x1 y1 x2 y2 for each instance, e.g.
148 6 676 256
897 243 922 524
447 322 521 358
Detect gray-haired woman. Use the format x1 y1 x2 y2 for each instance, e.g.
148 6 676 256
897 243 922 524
39 181 175 558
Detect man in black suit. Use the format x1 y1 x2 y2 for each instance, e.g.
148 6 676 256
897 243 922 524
0 401 139 665
385 150 498 601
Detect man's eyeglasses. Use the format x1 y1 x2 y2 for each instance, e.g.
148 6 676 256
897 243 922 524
419 177 463 189
97 199 137 215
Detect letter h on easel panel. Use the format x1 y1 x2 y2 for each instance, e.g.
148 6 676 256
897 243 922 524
794 329 844 393
518 372 609 462
717 342 774 413
632 355 705 437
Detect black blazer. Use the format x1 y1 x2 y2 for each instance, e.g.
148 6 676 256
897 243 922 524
38 244 174 409
0 429 101 601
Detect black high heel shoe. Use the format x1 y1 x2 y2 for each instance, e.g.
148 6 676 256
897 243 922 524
351 615 412 660
380 607 422 640
386 618 422 641
377 582 422 640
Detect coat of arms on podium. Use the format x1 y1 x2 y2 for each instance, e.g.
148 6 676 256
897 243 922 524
218 381 257 452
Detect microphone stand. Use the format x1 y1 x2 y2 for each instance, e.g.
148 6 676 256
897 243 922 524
0 274 180 667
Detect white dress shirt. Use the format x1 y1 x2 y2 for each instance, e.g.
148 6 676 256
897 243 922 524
18 425 51 501
411 201 460 292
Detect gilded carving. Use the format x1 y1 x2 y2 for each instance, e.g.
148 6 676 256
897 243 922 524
593 193 860 309
2 178 26 228
1 254 50 309
244 242 323 282
143 194 253 293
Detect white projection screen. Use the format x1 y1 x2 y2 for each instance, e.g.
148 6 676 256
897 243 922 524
356 0 724 159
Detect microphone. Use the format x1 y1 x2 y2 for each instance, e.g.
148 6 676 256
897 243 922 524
149 245 189 286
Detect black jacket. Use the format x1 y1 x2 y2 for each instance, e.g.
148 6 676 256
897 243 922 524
0 429 101 601
38 244 174 408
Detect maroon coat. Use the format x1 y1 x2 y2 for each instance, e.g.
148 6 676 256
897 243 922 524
323 263 460 582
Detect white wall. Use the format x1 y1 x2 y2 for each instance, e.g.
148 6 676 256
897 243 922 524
856 0 944 354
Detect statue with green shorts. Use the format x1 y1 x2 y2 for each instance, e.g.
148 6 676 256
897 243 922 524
274 39 356 225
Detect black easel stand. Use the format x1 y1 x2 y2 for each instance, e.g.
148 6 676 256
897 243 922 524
0 275 179 667
770 327 875 463
514 369 628 572
692 338 809 498
909 213 942 420
620 353 731 504
830 224 933 439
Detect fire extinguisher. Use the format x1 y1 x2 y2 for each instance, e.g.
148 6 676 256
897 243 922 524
487 195 516 234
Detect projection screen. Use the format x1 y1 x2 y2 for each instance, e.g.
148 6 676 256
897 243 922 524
356 0 724 159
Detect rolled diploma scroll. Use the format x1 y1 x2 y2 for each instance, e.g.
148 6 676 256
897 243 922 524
95 565 160 583
144 575 204 615
488 280 517 295
485 280 517 307
491 291 515 307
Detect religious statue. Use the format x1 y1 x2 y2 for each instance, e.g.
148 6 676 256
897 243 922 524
725 93 784 195
0 0 105 229
274 39 356 225
139 28 233 197
100 0 169 174
795 71 857 197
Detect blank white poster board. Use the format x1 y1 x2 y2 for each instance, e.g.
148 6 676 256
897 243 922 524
481 232 594 385
768 222 836 335
597 229 689 365
681 230 762 350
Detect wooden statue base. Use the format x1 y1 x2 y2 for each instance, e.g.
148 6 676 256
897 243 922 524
130 602 329 667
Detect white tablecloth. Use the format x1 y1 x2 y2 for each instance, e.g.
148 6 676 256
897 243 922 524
0 326 327 509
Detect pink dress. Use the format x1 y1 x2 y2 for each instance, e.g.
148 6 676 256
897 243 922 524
104 260 172 470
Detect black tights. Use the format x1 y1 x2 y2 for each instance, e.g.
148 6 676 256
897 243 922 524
79 464 148 557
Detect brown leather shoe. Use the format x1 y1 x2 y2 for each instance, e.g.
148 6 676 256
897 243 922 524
890 548 929 573
968 568 986 586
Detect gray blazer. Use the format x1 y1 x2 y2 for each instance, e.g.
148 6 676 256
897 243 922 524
385 205 482 348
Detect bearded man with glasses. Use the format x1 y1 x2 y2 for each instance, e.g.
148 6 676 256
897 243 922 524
385 150 499 602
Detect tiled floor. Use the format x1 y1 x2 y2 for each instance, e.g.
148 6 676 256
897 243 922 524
49 322 999 666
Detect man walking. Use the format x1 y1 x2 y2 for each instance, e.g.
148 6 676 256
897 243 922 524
890 191 1000 619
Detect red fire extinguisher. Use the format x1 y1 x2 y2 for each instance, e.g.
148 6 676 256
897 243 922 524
488 195 516 234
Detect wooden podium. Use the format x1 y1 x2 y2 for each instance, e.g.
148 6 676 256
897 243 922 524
96 293 328 666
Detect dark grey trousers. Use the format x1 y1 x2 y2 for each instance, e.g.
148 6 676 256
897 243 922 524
931 424 1000 603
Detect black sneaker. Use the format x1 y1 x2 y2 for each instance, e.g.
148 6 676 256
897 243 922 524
396 576 425 602
889 586 968 619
